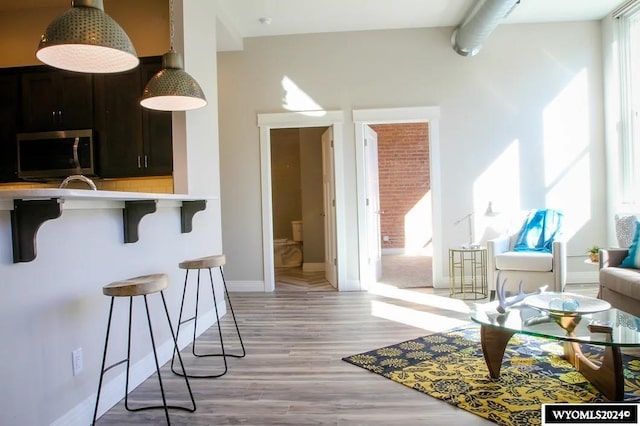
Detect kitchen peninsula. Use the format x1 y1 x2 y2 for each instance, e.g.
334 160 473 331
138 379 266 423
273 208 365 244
0 188 223 425
0 188 209 262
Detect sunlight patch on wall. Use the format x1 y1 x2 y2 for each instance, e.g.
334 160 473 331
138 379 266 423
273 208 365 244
370 300 468 332
543 69 590 237
473 140 521 245
546 154 590 239
543 69 589 187
404 190 433 254
281 76 326 117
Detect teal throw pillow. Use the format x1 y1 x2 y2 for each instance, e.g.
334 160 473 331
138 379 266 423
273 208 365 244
621 220 640 268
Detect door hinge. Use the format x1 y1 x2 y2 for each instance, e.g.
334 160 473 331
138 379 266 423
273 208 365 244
332 199 335 207
364 138 368 147
331 139 334 148
334 258 337 265
366 198 370 206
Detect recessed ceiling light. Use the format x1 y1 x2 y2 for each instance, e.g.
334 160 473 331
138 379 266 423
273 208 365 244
259 17 272 25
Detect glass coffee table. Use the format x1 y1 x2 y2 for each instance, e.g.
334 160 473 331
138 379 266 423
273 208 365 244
471 292 640 401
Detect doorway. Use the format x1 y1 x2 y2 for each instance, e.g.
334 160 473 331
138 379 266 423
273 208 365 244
354 107 442 291
257 111 347 292
370 122 432 288
270 127 337 291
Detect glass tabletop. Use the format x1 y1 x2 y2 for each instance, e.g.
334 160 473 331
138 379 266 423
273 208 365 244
471 299 640 347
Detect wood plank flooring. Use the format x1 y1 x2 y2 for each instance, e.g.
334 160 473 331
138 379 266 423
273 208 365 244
274 266 335 291
95 282 599 425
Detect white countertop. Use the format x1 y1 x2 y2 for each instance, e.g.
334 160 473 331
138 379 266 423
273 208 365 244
0 189 218 210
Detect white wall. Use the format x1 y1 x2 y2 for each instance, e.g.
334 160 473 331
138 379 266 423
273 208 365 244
0 202 222 425
218 22 607 287
0 1 223 424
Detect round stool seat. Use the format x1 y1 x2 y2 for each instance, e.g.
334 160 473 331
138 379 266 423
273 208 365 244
103 273 168 297
179 254 226 270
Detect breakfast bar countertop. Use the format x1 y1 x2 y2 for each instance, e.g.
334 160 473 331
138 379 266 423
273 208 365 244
0 188 216 263
0 188 217 210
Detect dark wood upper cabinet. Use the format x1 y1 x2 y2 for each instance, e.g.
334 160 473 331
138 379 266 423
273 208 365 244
140 59 173 176
93 56 173 178
0 71 19 182
21 69 93 132
93 67 143 177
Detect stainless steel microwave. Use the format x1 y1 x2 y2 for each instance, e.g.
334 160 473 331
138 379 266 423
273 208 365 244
16 129 95 179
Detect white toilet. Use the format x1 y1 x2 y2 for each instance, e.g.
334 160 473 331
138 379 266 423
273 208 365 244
274 220 303 267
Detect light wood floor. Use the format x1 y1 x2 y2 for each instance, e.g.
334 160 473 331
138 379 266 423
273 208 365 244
96 282 599 425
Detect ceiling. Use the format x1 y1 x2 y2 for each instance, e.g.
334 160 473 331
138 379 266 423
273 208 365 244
215 0 628 51
2 0 629 51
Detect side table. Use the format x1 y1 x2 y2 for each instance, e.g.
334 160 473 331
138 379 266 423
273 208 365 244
449 247 488 300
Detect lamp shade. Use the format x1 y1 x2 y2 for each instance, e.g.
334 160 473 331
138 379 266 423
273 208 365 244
140 51 207 111
36 0 139 73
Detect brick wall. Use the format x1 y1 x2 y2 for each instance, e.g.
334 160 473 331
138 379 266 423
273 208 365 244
370 123 430 250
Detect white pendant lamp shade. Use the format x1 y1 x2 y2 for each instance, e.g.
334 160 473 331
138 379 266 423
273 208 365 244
36 0 139 73
140 50 207 111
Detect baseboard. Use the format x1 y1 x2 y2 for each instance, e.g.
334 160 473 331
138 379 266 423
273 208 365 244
303 262 325 272
227 280 265 292
52 305 221 426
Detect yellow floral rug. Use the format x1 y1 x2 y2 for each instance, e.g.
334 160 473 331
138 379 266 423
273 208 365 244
343 326 640 426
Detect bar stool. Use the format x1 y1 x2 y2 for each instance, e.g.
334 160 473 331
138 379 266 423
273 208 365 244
92 274 195 425
172 254 245 378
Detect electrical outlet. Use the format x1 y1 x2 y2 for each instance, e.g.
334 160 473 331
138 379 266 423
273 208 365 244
72 348 83 376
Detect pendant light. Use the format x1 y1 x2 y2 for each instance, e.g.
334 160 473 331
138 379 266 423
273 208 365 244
140 0 207 111
36 0 139 73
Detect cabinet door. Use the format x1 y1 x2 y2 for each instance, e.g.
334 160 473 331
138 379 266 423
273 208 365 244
58 72 93 130
21 68 93 132
0 73 19 182
140 59 173 176
93 56 173 178
21 70 58 131
94 69 143 177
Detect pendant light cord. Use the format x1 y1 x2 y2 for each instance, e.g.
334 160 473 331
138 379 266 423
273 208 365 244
169 0 175 51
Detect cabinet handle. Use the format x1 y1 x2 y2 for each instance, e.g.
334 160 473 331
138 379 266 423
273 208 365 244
137 155 141 168
52 111 56 124
58 110 62 125
144 155 148 168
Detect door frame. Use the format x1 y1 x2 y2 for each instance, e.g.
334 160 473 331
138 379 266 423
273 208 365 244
257 111 346 292
363 124 382 283
353 107 442 290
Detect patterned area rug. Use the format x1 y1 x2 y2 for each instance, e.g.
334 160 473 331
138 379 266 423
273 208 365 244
343 326 640 426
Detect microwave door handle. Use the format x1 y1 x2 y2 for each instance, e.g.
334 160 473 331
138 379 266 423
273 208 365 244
72 137 81 170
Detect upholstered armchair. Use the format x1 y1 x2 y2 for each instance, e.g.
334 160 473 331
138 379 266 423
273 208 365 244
486 210 567 298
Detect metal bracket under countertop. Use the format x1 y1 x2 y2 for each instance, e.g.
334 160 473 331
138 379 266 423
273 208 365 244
11 198 62 263
180 200 207 233
123 200 158 244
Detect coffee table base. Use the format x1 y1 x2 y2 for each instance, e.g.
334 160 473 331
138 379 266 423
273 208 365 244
480 325 625 401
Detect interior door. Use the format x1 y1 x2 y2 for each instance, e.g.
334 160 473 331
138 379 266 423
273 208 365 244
322 127 338 288
364 125 382 283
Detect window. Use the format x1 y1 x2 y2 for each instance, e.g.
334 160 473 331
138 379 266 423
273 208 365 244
617 1 640 203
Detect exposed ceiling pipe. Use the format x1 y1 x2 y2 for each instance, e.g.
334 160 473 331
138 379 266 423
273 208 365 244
452 0 520 57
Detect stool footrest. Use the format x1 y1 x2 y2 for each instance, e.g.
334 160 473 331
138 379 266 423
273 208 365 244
102 358 128 375
178 314 197 326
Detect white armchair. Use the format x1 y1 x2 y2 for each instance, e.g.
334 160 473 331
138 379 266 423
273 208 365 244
486 211 566 298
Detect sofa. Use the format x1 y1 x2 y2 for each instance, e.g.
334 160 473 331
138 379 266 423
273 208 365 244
598 248 640 317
